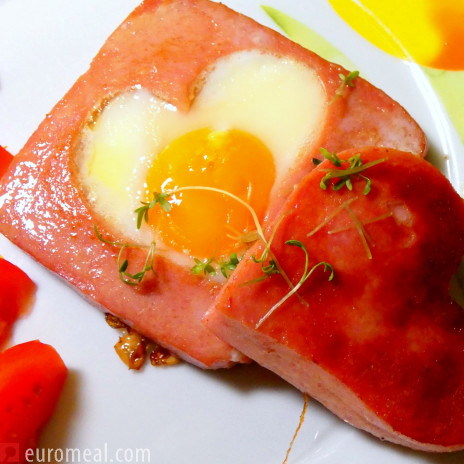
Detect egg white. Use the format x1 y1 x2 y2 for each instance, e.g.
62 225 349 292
75 50 327 263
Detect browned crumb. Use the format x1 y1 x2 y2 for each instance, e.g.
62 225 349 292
150 345 180 366
105 312 129 329
105 313 181 369
115 330 147 370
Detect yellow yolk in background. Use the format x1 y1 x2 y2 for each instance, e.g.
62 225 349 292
329 0 464 70
145 128 275 259
429 3 464 70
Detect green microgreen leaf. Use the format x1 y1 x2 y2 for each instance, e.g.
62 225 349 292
341 70 359 87
191 256 217 276
154 192 172 212
360 174 372 195
329 70 359 104
284 239 304 248
348 152 362 168
320 147 342 167
135 192 172 229
119 259 129 273
219 252 240 278
318 148 386 195
335 70 359 97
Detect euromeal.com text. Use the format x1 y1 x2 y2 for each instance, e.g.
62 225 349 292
0 442 151 463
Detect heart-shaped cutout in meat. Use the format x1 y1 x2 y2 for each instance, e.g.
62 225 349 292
0 0 426 368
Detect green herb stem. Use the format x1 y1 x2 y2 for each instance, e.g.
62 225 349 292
320 157 386 180
307 197 358 237
163 186 267 244
255 240 334 329
94 224 156 285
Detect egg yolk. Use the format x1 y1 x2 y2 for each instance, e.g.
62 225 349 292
145 128 276 259
328 0 464 70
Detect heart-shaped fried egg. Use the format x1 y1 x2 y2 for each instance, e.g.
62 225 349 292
76 50 326 265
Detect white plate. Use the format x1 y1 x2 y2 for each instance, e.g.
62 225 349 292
1 1 463 463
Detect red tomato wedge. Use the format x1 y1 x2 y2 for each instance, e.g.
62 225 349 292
0 259 35 348
0 341 67 464
0 146 13 178
205 148 464 451
0 0 426 368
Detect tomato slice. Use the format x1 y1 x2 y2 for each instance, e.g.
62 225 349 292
0 259 36 348
0 146 13 178
0 341 67 464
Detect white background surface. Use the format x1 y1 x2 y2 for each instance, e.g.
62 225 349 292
1 1 464 463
